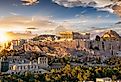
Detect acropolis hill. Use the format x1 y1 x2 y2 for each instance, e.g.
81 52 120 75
1 30 121 58
1 30 121 80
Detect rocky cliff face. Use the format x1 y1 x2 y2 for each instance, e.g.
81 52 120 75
23 40 84 57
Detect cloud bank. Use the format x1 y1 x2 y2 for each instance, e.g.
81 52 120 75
0 15 76 35
0 16 57 32
52 0 121 16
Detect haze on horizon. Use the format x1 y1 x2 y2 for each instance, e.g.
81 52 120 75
0 0 121 40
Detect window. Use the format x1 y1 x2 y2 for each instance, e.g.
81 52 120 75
28 65 30 69
35 66 36 69
9 67 12 70
24 66 26 69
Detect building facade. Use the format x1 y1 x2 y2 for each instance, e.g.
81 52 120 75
5 56 49 74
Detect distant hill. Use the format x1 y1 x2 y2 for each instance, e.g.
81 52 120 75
6 32 37 40
54 25 68 34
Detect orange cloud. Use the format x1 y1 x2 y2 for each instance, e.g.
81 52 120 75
6 32 37 40
112 5 121 17
0 16 57 31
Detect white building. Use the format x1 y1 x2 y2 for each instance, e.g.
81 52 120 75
6 56 49 74
96 77 112 82
38 57 48 68
116 51 121 57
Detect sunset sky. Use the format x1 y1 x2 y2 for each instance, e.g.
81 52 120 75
0 0 121 35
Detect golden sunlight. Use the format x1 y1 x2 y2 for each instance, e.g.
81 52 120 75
0 32 9 43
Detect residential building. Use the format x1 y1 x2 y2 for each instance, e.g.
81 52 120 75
5 56 49 74
96 77 112 82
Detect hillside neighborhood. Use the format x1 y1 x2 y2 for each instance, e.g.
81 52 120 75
0 30 121 81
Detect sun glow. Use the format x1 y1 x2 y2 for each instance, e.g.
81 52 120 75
0 32 9 43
